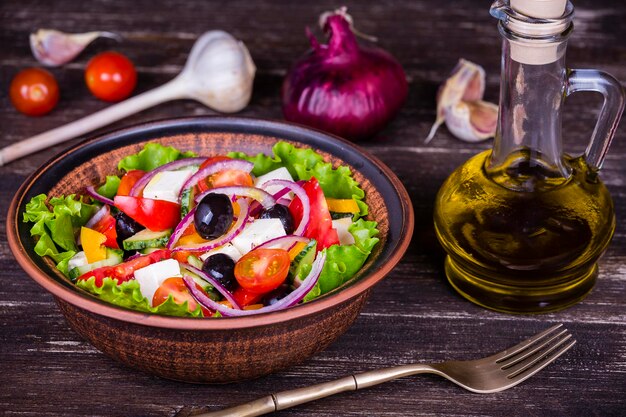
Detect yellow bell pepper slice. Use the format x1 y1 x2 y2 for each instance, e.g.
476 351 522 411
288 241 307 260
80 227 107 264
325 198 360 213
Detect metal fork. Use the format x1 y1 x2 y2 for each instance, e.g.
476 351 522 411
195 323 575 417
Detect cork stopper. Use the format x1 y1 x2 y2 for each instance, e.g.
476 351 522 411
510 0 567 19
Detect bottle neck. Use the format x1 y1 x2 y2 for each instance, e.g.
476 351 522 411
487 36 571 191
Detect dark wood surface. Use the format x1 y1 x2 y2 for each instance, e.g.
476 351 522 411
1 1 625 416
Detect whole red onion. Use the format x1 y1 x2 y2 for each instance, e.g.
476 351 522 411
281 9 408 141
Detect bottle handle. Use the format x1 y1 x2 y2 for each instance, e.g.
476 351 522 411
566 69 625 172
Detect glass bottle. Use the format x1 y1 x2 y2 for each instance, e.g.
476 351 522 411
433 0 625 313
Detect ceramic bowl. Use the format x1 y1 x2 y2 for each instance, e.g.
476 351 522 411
7 117 413 383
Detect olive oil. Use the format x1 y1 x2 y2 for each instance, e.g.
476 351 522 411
434 150 615 313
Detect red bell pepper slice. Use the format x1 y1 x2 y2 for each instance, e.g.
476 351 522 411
117 170 146 196
91 212 119 249
114 195 180 231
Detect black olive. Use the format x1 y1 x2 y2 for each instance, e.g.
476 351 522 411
262 284 290 306
114 211 143 248
259 204 294 234
202 253 237 291
194 194 233 239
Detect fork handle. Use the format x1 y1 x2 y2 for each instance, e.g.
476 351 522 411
195 365 436 417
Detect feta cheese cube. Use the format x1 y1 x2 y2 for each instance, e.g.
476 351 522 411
332 218 355 246
142 169 195 203
254 167 295 199
199 243 243 262
134 258 182 305
230 218 286 255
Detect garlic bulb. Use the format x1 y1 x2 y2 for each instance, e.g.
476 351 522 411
185 30 256 113
425 59 498 143
30 29 120 66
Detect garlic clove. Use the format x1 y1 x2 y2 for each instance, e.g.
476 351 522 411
425 59 494 143
30 29 120 67
444 100 499 142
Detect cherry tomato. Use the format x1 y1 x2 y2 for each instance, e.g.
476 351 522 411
152 277 212 316
91 212 119 249
77 249 170 287
9 68 59 116
288 177 339 250
85 51 137 102
234 248 290 294
114 195 180 231
117 170 146 196
196 156 253 193
232 287 264 308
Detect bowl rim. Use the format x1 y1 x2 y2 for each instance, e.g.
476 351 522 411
7 116 414 330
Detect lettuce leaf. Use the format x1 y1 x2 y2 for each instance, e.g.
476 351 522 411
76 277 204 317
97 175 121 198
118 142 197 172
304 219 380 302
229 141 367 216
24 194 97 275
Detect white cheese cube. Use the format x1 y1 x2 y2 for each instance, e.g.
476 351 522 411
142 169 195 203
254 167 295 199
332 218 355 246
133 258 182 305
68 251 88 271
230 218 286 255
199 243 243 262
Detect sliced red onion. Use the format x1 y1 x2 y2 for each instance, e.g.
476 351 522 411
255 235 310 251
259 180 310 236
85 204 110 228
180 263 241 309
171 198 250 252
250 186 292 216
194 186 275 209
276 197 291 206
183 251 326 317
166 206 197 249
125 252 143 261
178 159 254 200
85 186 115 206
129 157 205 197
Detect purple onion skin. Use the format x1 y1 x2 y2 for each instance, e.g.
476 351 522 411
282 14 408 141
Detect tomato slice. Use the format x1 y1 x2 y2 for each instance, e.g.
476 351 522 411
114 195 180 231
288 177 339 250
77 249 171 287
232 287 264 307
234 248 290 294
152 277 212 316
117 170 145 196
196 156 253 193
91 212 119 249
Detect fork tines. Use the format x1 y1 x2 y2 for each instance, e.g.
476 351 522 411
496 323 576 380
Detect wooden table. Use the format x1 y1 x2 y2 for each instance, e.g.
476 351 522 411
1 1 625 416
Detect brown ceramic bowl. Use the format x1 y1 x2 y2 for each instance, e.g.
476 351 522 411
7 117 413 383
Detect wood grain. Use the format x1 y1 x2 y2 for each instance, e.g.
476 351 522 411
1 0 625 416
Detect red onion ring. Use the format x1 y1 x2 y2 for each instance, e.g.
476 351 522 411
180 263 241 309
258 180 310 236
129 157 205 197
183 251 326 317
85 204 110 228
166 206 197 249
194 186 275 208
249 186 292 216
179 159 254 201
170 198 250 252
85 186 115 206
255 235 310 251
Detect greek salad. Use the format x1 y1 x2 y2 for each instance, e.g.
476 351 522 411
23 141 379 317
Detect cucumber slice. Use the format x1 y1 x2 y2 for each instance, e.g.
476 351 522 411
289 239 317 287
180 187 193 218
69 248 123 281
123 228 171 251
330 211 355 221
186 255 204 270
139 247 164 255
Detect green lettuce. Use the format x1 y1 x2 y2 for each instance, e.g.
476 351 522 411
76 277 204 317
23 194 97 275
229 141 367 216
118 142 197 172
97 175 121 198
304 219 380 302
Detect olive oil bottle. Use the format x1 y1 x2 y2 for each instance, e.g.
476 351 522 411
434 0 625 313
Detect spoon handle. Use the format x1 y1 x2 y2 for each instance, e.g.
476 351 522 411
0 78 186 166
